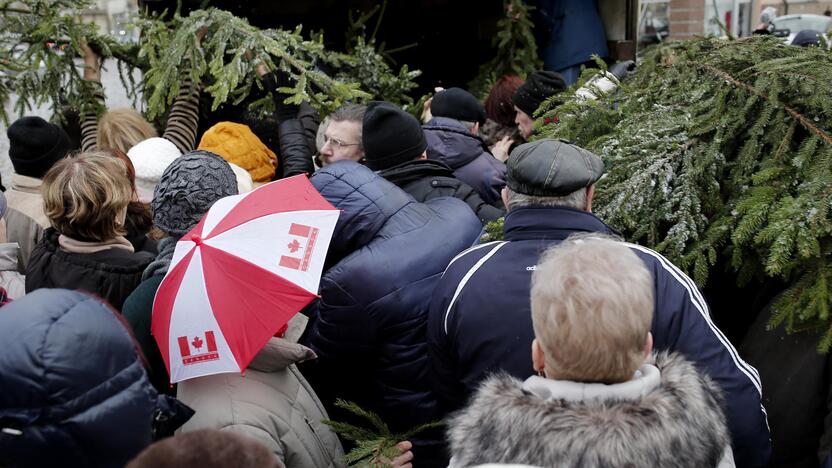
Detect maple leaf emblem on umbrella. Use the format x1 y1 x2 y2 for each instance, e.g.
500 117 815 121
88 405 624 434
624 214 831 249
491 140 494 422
152 175 340 383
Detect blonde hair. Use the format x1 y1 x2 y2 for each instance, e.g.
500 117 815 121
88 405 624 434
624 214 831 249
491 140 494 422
531 235 654 383
97 108 158 153
42 151 133 242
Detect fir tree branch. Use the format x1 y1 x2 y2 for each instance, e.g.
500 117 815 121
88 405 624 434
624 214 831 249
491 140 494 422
695 62 832 146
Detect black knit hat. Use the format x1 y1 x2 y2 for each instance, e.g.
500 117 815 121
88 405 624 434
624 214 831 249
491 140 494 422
507 139 604 197
151 150 238 236
512 71 567 117
362 101 427 171
7 116 72 179
430 87 486 124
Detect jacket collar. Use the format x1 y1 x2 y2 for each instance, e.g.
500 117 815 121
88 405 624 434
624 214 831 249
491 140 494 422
423 117 488 169
11 174 42 194
523 364 661 404
249 315 315 372
58 235 135 254
378 159 455 187
503 206 617 242
248 338 316 372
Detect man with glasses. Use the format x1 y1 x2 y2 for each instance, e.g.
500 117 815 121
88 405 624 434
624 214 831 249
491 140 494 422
259 65 365 175
318 104 366 167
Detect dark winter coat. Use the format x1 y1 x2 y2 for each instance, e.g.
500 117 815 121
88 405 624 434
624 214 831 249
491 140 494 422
378 159 504 224
448 353 733 468
423 117 506 205
741 299 832 468
275 103 319 179
534 0 609 72
123 274 169 393
0 289 182 468
263 72 319 179
300 161 481 463
26 228 155 310
122 236 180 394
429 206 771 467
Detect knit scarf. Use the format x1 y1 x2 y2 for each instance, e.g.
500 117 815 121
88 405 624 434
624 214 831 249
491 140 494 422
142 236 180 281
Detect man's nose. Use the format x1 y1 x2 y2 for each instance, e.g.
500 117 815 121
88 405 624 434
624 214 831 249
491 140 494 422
320 140 333 155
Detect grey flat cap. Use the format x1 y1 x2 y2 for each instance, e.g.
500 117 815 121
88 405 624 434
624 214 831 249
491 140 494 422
506 139 604 197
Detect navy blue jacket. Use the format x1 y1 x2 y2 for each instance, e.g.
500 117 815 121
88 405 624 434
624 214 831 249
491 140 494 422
301 161 481 436
423 117 506 206
534 0 609 72
428 206 771 467
0 289 165 468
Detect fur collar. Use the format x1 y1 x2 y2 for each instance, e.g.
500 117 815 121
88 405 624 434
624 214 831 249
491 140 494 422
448 352 731 468
522 363 661 403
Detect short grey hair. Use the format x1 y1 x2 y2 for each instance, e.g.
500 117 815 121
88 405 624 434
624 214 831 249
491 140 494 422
326 104 366 150
329 104 366 124
505 186 588 211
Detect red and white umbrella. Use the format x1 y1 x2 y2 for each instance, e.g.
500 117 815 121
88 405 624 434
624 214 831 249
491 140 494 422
151 175 339 383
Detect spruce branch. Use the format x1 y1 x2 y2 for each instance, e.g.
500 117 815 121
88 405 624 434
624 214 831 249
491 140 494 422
323 399 442 467
695 62 832 146
534 35 832 351
468 0 541 99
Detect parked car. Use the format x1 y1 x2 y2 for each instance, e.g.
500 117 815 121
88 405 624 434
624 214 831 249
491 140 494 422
770 14 832 44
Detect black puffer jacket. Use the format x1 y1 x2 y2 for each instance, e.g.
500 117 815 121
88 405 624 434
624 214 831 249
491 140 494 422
26 229 155 310
378 159 504 224
277 107 317 178
263 71 319 178
301 161 482 466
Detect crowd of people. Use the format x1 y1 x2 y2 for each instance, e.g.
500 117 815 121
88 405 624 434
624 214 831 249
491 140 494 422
0 35 797 468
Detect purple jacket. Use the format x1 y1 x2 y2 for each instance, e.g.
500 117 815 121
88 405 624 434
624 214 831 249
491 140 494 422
423 117 506 205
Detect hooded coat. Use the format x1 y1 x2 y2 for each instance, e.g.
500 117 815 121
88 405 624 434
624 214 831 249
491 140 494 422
0 289 186 468
447 352 733 468
177 316 345 468
423 117 506 205
378 159 504 224
300 161 482 463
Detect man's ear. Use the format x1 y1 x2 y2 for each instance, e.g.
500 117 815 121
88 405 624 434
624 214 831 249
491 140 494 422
471 122 480 135
585 185 595 212
532 339 546 374
644 332 653 359
501 187 510 212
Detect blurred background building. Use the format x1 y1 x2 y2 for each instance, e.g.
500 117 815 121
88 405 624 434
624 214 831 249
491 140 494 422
641 0 832 44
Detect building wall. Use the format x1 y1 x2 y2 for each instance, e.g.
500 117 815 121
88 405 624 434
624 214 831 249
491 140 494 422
669 0 707 39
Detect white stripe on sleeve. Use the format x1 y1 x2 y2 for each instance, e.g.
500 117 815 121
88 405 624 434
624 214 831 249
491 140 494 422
625 242 762 394
443 242 508 335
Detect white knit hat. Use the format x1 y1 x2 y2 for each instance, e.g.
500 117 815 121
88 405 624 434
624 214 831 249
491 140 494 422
127 137 181 203
228 162 254 194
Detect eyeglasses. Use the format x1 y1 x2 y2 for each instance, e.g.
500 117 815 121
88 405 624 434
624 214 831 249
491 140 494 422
323 136 361 149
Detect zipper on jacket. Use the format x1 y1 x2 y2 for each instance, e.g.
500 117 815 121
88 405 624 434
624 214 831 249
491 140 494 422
305 416 335 466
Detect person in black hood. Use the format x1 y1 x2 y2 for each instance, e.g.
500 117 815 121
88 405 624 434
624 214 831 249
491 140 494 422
364 101 504 224
422 88 507 205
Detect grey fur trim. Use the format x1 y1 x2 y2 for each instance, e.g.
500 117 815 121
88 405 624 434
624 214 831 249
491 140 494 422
448 352 731 468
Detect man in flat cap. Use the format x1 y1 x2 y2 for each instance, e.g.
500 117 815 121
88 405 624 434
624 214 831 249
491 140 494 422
427 139 771 467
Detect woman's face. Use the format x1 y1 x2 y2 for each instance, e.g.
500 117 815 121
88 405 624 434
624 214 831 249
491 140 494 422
515 106 534 139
